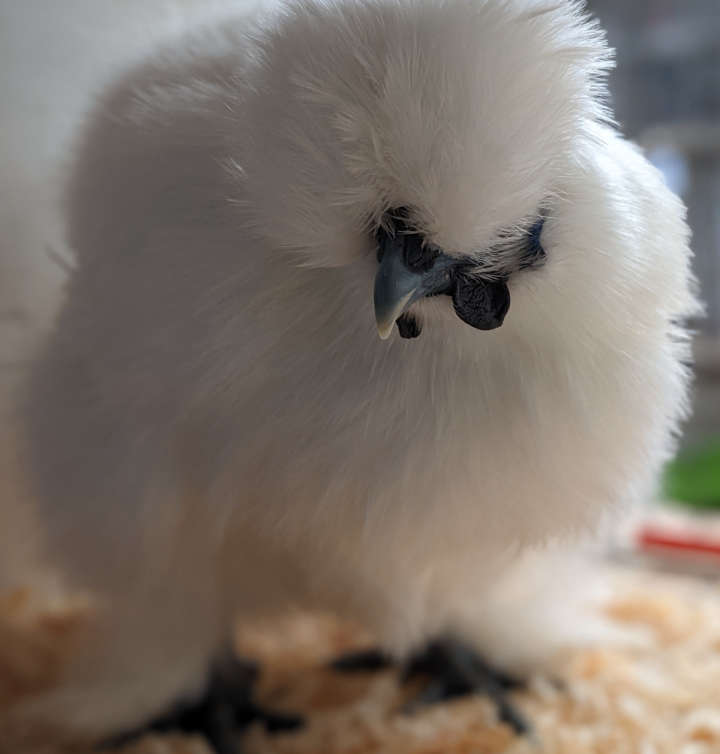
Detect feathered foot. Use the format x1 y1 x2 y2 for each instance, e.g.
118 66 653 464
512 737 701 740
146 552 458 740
402 636 530 735
332 637 531 736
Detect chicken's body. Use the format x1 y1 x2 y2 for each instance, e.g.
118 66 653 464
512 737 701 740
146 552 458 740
5 0 698 744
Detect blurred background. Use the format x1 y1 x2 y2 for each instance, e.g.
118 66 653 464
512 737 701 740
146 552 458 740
589 0 720 454
587 0 720 520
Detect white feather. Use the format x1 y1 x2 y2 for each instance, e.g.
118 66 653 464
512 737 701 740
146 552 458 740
2 0 699 740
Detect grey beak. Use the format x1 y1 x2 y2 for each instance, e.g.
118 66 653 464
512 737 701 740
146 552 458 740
373 227 456 339
373 240 424 339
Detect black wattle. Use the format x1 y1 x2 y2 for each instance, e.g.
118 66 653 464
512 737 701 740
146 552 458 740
452 273 510 331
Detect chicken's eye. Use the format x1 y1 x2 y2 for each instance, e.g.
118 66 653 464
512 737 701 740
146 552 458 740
376 208 440 271
403 235 440 273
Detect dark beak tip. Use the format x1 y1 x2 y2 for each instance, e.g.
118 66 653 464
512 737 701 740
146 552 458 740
396 313 423 339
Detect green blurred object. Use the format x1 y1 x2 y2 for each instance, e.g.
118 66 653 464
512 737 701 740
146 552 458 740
663 438 720 510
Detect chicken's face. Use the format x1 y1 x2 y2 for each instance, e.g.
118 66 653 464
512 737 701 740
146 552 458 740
237 0 611 337
372 207 547 339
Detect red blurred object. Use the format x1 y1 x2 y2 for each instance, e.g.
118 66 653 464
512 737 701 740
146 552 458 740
638 525 720 559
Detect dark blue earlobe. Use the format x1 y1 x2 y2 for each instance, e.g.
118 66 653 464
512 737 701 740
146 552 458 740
520 217 546 270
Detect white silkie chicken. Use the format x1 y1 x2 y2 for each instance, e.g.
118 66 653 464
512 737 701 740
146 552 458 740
5 0 699 749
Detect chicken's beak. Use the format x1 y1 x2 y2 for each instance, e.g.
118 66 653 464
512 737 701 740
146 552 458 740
373 242 423 339
373 222 456 339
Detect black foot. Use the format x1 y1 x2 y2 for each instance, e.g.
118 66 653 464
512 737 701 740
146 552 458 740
330 647 392 673
101 653 302 754
402 637 530 736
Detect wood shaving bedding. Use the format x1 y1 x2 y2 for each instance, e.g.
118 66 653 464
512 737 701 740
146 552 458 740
2 569 720 754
